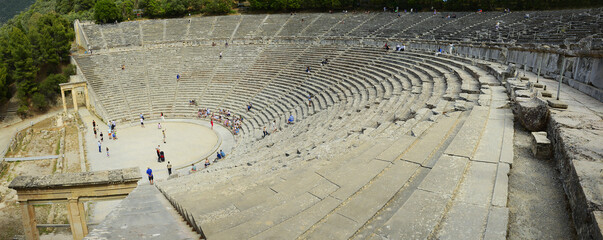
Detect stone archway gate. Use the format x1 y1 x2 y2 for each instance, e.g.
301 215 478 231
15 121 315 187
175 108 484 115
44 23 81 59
9 168 141 240
60 82 90 114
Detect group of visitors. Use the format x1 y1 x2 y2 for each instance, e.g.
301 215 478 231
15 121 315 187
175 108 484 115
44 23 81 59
93 120 119 158
198 108 243 135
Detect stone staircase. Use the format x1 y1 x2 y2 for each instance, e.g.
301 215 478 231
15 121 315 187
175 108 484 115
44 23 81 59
86 184 200 239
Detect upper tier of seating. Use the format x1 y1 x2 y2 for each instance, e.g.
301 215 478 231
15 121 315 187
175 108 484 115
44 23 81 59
80 9 603 51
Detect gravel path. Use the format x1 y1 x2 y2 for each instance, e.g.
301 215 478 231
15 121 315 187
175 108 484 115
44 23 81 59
507 122 577 239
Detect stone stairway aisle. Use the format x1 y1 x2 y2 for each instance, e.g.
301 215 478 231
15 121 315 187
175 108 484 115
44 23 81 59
85 184 200 239
361 84 513 240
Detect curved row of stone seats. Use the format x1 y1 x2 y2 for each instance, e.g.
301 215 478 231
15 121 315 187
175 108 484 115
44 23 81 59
155 77 506 238
431 11 508 41
398 12 471 38
80 10 600 51
75 44 491 143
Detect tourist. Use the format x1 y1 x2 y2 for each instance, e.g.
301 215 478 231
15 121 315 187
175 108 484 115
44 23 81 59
220 149 225 158
93 127 97 138
156 145 161 162
158 123 162 129
216 151 222 160
272 120 277 133
121 65 125 70
263 126 268 137
247 102 253 111
140 117 144 127
177 74 180 81
167 161 172 175
100 132 103 142
147 167 153 184
161 112 165 121
308 94 313 106
219 52 222 59
211 119 214 129
106 147 109 157
306 66 311 73
384 42 390 51
98 141 101 153
205 158 210 168
190 164 197 173
212 42 216 46
396 44 401 51
92 120 96 128
162 129 166 143
160 151 165 162
288 114 294 124
112 131 116 140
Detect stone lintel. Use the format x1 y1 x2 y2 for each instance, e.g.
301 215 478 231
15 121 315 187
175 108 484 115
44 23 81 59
9 167 140 191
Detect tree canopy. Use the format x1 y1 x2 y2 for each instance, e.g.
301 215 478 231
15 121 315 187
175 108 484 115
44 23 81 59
94 0 122 23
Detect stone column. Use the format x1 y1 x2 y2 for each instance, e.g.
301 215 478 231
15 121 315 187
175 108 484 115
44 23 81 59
20 202 39 240
61 88 67 114
84 84 90 109
72 89 79 112
66 199 88 240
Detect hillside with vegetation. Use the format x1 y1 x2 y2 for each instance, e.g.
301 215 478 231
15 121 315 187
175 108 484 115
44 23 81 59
0 0 36 25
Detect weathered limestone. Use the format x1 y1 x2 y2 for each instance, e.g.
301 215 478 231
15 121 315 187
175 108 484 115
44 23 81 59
9 168 141 240
531 131 552 159
512 97 549 131
547 99 569 109
85 185 199 239
548 111 603 239
59 82 90 114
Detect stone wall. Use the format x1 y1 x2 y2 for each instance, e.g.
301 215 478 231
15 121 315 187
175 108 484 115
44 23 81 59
73 20 89 51
407 41 603 102
70 57 109 123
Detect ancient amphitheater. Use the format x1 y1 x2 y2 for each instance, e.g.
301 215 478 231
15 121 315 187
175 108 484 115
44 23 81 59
5 9 602 240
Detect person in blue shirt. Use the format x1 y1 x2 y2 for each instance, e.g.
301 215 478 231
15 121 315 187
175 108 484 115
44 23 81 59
288 115 294 124
217 151 222 160
146 167 153 185
220 150 225 158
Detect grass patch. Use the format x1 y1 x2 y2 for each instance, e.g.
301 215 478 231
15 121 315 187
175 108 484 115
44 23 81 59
55 137 61 155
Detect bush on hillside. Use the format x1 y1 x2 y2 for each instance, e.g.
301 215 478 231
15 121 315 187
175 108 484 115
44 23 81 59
94 0 122 23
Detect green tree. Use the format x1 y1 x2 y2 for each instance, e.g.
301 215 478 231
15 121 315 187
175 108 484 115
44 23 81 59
39 73 67 99
32 92 48 110
140 0 165 17
164 0 187 17
204 0 233 14
94 0 122 23
8 27 38 104
29 13 74 69
0 66 8 101
116 0 135 20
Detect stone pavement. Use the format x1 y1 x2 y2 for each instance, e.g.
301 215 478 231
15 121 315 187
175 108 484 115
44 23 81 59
483 60 603 239
78 108 235 181
85 184 198 240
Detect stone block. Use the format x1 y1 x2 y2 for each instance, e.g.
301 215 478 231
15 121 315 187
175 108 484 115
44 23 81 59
514 89 534 98
512 97 549 132
547 99 568 109
492 163 510 207
435 202 489 240
483 207 510 240
531 131 552 159
378 190 449 239
540 90 552 98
